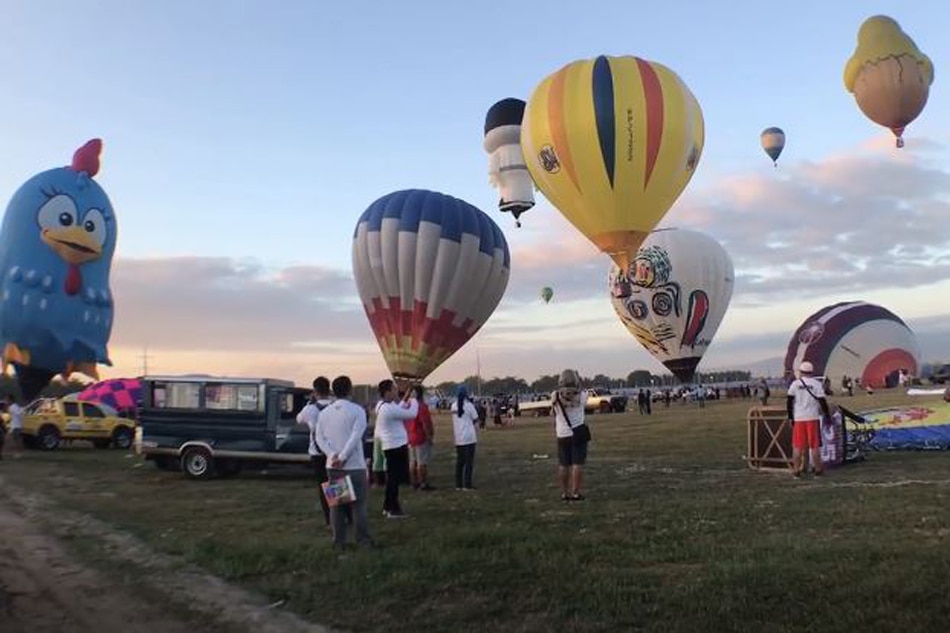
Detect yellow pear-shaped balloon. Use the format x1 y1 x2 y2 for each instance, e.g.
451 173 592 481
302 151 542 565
844 16 934 148
521 55 704 271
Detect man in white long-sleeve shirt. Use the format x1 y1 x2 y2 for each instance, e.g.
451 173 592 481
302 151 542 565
314 376 374 550
374 379 418 518
296 376 333 526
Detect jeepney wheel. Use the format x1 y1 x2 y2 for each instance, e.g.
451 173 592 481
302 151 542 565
37 425 61 451
112 426 134 450
599 401 611 414
181 446 215 480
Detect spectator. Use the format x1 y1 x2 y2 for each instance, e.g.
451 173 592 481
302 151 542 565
408 385 435 491
374 380 418 519
314 376 374 550
297 376 334 527
451 386 479 491
6 395 23 459
786 362 832 478
552 370 590 502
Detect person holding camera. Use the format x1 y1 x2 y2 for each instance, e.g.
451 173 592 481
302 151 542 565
552 369 590 501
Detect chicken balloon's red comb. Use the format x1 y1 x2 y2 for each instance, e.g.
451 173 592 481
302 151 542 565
71 139 102 177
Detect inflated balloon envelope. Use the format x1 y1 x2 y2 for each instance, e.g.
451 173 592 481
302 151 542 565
352 190 510 386
521 55 705 272
607 228 734 383
844 15 934 148
0 139 117 402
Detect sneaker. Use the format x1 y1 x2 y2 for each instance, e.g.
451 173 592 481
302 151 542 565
813 470 825 477
561 493 571 502
420 483 436 491
385 512 409 519
792 470 803 479
571 493 586 501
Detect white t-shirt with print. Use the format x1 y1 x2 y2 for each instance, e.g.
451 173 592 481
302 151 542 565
787 377 826 421
551 390 587 439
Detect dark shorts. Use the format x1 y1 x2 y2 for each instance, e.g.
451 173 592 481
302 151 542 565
557 436 587 467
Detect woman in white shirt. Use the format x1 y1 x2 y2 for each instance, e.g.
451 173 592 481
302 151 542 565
451 386 479 490
374 380 418 518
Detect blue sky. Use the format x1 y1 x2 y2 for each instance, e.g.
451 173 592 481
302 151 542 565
1 2 948 383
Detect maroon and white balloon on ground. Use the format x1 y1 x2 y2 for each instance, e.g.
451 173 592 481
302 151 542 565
608 228 734 383
784 301 922 388
352 189 510 385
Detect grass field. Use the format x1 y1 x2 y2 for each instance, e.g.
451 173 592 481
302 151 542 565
3 391 950 632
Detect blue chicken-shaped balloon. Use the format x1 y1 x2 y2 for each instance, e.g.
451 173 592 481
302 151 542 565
0 139 117 390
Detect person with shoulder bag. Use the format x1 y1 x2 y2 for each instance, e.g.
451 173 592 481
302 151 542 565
552 369 591 501
786 362 833 478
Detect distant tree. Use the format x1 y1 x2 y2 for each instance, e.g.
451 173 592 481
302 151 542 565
434 381 458 395
530 374 559 394
591 373 614 387
627 370 653 387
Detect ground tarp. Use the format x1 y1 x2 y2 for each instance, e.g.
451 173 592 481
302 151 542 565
861 400 950 450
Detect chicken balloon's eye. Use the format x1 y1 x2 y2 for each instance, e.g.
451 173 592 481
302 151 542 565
37 194 78 232
81 209 107 246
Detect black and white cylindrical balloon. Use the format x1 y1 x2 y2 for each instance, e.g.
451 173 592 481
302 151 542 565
484 98 535 226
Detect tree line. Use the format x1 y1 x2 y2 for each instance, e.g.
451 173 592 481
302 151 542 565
430 369 753 397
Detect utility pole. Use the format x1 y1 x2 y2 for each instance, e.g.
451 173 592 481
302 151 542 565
139 345 154 376
476 347 482 397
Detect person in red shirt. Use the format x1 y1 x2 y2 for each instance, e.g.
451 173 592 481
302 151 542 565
407 385 436 491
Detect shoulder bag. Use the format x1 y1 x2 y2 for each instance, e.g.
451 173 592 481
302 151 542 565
555 394 592 443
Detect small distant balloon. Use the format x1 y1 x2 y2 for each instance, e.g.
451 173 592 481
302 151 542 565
540 286 553 304
760 127 785 166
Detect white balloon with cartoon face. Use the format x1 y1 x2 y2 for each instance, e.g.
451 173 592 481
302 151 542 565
608 228 735 382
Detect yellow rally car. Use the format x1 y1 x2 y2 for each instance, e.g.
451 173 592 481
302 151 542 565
22 396 136 451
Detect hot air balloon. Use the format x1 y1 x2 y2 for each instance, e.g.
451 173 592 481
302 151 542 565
484 98 535 227
844 16 934 148
540 286 553 304
784 301 921 389
760 127 785 166
608 228 733 383
0 139 118 402
352 190 510 386
521 55 704 272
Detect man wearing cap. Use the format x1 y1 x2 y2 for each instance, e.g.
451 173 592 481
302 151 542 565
551 369 590 501
786 361 833 478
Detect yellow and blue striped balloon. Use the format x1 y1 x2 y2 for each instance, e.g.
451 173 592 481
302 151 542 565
521 55 704 272
760 127 785 166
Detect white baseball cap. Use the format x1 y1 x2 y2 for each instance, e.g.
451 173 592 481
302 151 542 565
799 361 814 373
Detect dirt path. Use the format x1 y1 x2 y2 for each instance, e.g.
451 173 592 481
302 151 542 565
0 477 334 633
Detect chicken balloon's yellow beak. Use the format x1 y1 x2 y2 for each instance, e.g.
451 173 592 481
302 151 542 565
41 226 102 265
